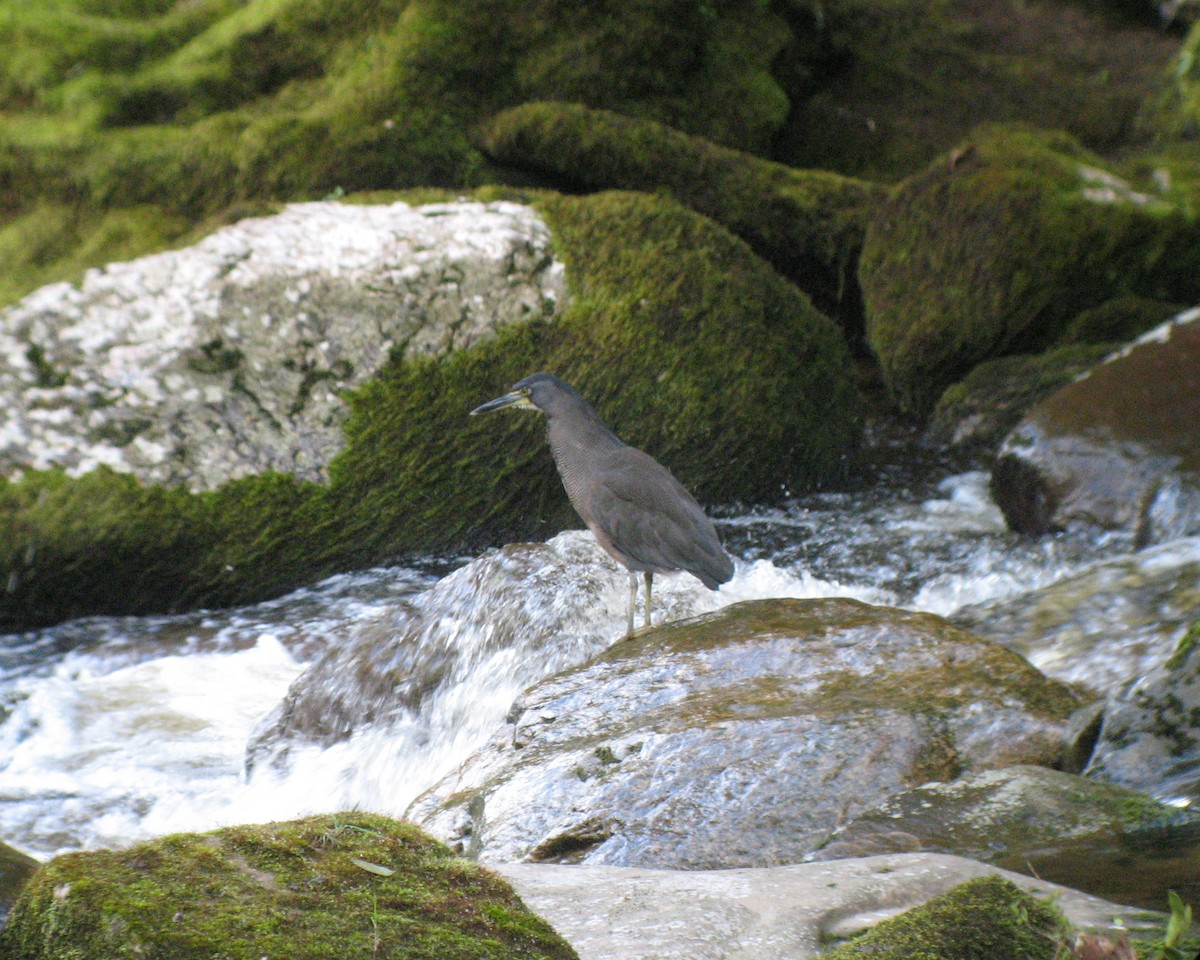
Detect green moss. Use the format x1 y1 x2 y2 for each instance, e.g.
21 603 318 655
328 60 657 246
860 124 1200 414
0 813 578 960
1057 294 1184 345
480 101 885 332
1166 620 1200 671
0 190 863 628
0 0 795 213
776 0 1182 181
822 875 1067 960
926 343 1117 450
1147 18 1200 143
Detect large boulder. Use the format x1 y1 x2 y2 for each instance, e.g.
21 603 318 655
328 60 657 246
480 102 885 335
0 199 566 490
408 598 1084 869
497 855 1152 960
991 310 1200 543
779 0 1182 180
859 126 1200 415
0 813 578 960
0 191 862 629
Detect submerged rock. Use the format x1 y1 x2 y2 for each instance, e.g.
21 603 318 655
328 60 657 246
811 765 1197 907
408 598 1084 869
992 309 1200 543
497 854 1153 960
859 126 1200 415
0 813 578 960
953 537 1200 698
0 199 565 491
1087 622 1200 803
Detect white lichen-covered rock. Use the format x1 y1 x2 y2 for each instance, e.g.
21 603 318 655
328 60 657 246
0 200 567 489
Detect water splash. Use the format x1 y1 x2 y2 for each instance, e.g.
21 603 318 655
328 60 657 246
0 472 1139 857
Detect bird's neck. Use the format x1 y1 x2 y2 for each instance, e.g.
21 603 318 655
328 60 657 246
545 408 624 515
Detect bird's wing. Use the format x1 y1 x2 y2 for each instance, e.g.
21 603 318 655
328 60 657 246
590 448 733 587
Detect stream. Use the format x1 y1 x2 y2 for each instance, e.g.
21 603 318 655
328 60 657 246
0 433 1193 907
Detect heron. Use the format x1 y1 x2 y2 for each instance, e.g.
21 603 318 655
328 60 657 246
471 372 734 637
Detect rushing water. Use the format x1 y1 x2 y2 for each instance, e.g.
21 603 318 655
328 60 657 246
0 447 1175 866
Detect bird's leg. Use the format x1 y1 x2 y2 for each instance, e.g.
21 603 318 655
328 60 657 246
626 571 638 639
643 571 653 630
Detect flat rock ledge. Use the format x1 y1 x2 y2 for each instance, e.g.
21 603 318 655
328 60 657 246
0 199 566 490
496 853 1156 960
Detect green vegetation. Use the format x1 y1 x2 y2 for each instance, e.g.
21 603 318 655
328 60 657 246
481 101 884 330
774 0 1182 181
0 0 797 308
927 343 1117 450
822 874 1068 959
859 124 1200 414
0 813 579 960
0 190 862 628
1142 891 1196 960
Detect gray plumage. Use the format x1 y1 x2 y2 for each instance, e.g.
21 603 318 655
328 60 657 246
471 372 734 635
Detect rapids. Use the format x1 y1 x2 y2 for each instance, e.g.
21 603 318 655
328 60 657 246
0 449 1186 865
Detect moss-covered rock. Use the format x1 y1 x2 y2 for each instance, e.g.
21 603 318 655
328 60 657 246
0 813 579 960
860 125 1200 415
480 101 885 335
1056 294 1185 346
822 874 1066 960
926 344 1115 452
0 0 796 213
778 0 1183 181
0 190 861 629
0 0 805 308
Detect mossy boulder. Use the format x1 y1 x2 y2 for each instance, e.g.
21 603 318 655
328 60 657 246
777 0 1183 181
480 101 886 335
822 874 1066 960
1056 294 1185 346
0 190 862 629
0 813 579 960
860 125 1200 415
926 343 1115 452
0 0 801 307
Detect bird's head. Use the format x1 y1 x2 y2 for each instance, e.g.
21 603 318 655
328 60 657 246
470 372 578 418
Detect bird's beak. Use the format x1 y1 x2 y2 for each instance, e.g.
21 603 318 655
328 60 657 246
470 389 535 415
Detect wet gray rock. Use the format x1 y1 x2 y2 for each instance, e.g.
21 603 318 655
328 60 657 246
809 765 1197 908
992 308 1200 544
495 853 1156 960
1087 622 1200 803
953 537 1200 697
408 597 1085 869
0 199 565 490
